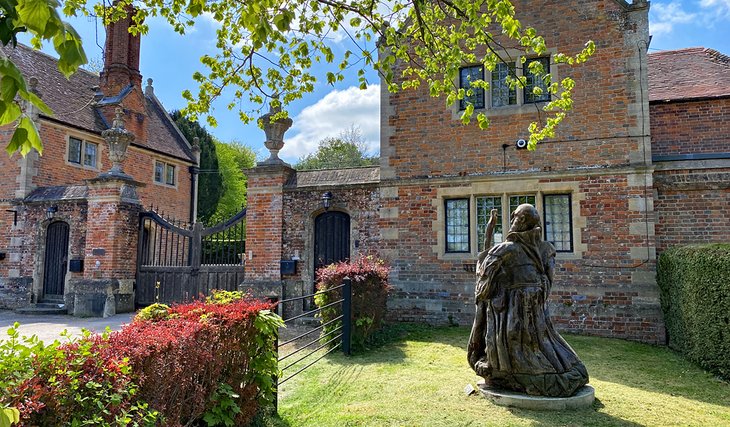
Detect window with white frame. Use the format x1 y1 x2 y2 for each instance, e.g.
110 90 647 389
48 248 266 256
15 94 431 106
154 161 176 186
543 194 572 252
68 137 98 168
459 66 485 110
445 198 470 253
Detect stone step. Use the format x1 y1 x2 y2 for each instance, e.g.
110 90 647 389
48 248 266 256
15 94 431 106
16 304 67 315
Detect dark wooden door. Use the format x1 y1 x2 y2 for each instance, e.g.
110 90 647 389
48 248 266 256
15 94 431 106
314 211 351 273
43 221 69 301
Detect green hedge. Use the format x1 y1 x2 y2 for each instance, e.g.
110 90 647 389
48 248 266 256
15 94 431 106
657 244 730 379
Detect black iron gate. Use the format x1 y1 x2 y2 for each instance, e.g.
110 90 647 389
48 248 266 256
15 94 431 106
42 221 69 302
136 209 246 306
274 278 352 410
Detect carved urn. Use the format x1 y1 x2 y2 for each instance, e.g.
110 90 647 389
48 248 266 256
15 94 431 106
101 107 135 175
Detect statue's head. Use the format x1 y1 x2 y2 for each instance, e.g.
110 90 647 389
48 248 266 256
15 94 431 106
509 204 540 232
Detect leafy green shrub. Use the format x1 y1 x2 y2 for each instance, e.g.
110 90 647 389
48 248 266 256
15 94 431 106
314 255 391 353
1 297 282 426
0 325 159 425
206 289 250 304
657 244 730 379
134 303 172 322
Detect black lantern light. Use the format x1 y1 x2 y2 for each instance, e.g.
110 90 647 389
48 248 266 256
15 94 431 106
321 192 333 211
45 205 58 220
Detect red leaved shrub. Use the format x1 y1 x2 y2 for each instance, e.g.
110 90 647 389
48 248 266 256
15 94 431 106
104 298 274 426
315 255 391 352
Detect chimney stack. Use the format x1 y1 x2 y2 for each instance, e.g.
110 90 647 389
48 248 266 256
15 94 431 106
100 5 142 96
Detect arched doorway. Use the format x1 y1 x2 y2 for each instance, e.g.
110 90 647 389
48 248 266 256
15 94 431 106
313 210 351 283
42 221 69 302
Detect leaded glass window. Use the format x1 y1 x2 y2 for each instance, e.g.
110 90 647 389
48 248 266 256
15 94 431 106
509 195 536 215
459 66 485 110
154 161 164 183
445 198 470 253
83 142 98 167
544 194 572 252
68 137 82 164
491 63 516 107
524 57 551 104
166 164 175 185
476 196 503 251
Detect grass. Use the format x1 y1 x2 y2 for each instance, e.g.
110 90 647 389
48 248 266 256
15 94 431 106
270 324 730 427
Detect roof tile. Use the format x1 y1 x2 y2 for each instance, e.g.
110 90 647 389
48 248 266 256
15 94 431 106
648 47 730 102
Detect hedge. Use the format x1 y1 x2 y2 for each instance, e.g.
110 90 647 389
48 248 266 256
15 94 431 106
1 292 282 426
657 244 730 380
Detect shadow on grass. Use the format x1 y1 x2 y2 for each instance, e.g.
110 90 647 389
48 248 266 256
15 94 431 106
567 334 730 407
506 398 644 427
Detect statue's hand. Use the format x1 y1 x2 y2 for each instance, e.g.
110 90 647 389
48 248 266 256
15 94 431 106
490 209 498 221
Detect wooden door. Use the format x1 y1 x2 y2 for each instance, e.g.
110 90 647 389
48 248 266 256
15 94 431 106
42 221 69 301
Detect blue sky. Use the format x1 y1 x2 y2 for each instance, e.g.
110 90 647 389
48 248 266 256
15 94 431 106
25 1 730 163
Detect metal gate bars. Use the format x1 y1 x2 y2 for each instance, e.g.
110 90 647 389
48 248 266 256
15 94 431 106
136 208 247 306
274 278 353 408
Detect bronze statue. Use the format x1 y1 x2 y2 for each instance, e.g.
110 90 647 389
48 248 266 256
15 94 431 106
467 204 588 397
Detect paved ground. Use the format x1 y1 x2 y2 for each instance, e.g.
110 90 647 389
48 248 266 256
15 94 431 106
0 310 315 350
0 310 134 344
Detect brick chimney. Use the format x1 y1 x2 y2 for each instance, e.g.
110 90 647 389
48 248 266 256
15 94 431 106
98 5 147 141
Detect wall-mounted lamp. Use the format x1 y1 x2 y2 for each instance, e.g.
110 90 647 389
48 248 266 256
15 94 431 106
45 205 58 221
321 191 333 211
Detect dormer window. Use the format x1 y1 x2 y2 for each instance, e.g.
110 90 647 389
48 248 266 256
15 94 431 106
67 137 98 169
154 160 176 186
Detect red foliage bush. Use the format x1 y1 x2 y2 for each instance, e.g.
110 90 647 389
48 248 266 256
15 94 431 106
5 296 276 427
315 255 391 352
104 298 274 426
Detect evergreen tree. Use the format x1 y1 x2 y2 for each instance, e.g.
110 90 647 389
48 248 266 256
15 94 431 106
170 110 223 223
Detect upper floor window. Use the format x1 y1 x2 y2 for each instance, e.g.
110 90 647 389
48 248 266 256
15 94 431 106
491 62 516 107
509 195 537 214
154 161 176 186
445 198 470 253
459 66 485 110
68 137 98 169
524 57 551 104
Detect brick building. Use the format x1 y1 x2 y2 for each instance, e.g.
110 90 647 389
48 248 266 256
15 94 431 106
0 13 198 315
243 0 729 344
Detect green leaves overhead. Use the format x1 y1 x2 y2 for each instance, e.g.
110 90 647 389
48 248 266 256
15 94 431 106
63 0 593 145
1 0 86 156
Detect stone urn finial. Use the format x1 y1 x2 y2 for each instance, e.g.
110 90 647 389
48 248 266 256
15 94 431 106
260 96 293 165
101 107 135 176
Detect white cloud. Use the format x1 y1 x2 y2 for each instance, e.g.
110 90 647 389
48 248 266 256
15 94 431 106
700 0 730 17
650 2 696 35
280 85 380 161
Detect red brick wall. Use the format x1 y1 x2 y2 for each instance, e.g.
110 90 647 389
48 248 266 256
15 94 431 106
650 98 730 157
281 184 381 295
21 122 192 220
654 169 730 252
382 0 649 180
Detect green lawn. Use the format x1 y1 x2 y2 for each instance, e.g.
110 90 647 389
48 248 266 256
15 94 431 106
273 325 730 427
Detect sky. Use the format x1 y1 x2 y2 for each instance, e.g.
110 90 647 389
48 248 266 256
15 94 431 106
23 0 730 164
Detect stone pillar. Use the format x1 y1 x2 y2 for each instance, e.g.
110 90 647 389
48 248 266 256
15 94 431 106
67 176 143 317
242 163 295 295
242 98 295 297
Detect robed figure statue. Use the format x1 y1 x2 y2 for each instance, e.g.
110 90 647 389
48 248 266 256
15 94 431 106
467 204 589 397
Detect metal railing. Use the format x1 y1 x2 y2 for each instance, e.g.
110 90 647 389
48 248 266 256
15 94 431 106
274 278 352 409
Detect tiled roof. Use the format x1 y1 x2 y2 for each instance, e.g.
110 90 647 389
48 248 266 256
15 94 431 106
648 47 730 102
25 185 88 202
3 44 195 163
287 166 380 188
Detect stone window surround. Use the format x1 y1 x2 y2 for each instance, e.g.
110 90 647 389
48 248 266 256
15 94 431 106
452 47 559 119
65 134 102 171
153 159 178 188
434 177 587 261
